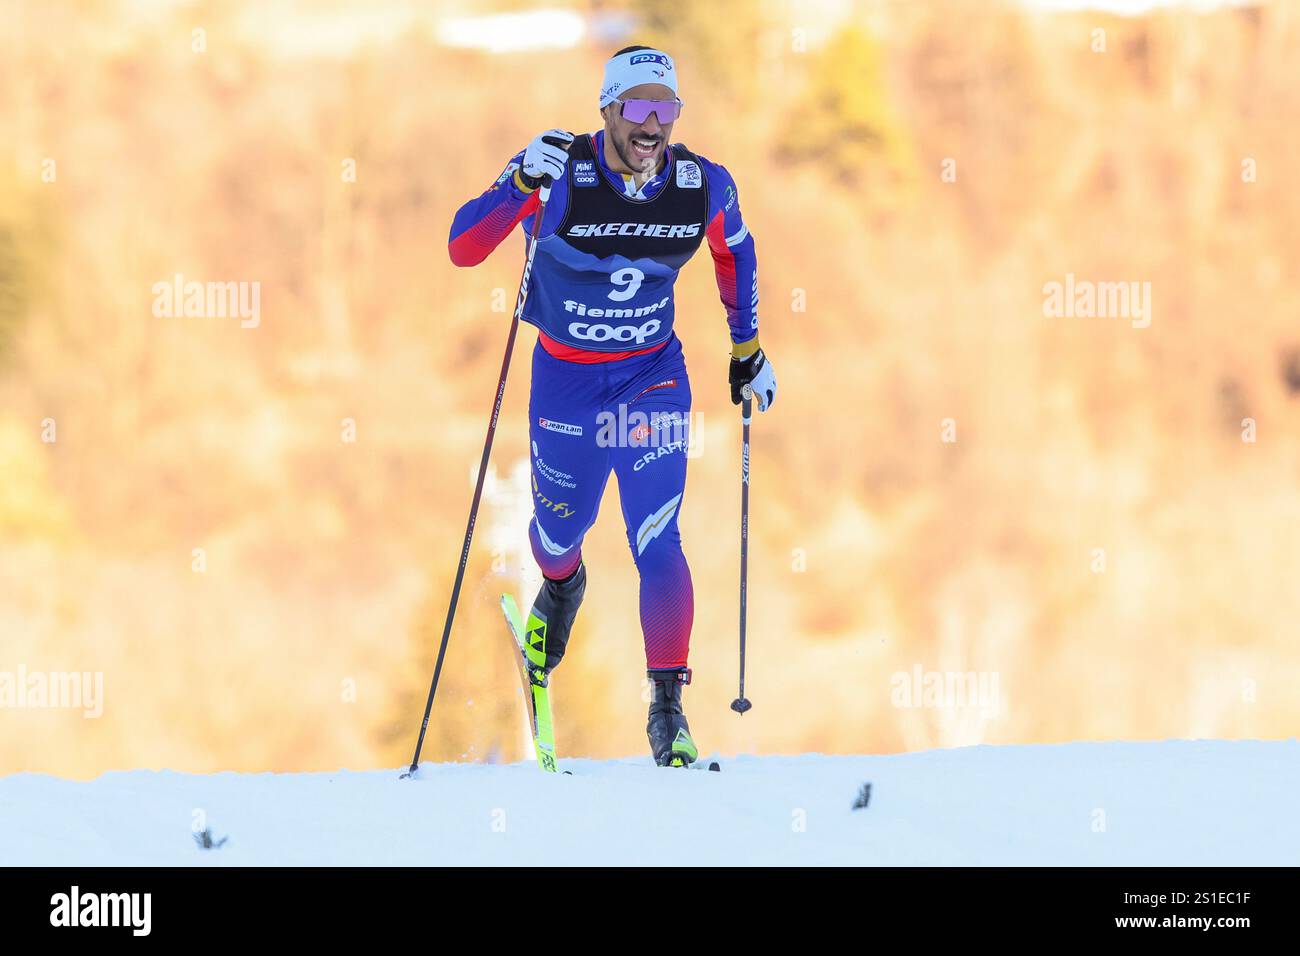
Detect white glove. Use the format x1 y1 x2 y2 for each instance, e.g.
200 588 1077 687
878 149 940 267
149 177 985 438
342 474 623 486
520 129 574 188
730 348 777 412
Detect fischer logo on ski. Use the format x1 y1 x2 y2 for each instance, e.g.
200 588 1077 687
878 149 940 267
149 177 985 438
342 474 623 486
501 594 559 773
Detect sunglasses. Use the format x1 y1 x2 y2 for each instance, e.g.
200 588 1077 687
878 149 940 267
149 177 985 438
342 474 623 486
613 97 683 125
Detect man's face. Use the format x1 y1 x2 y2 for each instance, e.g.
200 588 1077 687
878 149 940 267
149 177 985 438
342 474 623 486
602 82 677 175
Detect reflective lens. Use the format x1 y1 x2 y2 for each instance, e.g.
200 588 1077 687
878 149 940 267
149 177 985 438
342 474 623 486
618 98 682 125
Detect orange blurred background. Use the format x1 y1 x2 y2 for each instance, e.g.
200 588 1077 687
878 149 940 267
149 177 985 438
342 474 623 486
3 0 1299 777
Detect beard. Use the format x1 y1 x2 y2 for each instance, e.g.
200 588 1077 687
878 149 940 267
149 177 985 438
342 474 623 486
612 128 663 175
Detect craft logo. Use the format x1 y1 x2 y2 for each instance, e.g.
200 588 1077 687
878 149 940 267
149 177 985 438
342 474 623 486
632 440 686 472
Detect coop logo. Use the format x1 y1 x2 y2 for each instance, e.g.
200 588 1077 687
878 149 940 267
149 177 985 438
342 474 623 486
538 417 582 437
50 886 151 936
568 317 663 344
573 160 597 186
567 222 701 239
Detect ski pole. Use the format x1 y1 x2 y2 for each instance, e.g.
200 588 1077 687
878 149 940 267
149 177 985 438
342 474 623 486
731 383 754 715
400 174 557 780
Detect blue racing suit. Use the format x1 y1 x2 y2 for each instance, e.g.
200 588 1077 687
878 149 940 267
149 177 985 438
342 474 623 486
449 130 758 669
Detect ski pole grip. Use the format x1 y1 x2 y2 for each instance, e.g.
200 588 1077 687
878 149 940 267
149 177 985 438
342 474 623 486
539 132 574 190
741 383 753 422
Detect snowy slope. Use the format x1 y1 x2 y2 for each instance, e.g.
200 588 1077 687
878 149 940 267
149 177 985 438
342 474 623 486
1 740 1296 866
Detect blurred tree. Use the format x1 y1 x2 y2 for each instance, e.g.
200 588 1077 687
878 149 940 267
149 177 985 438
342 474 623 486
775 26 916 189
0 418 72 539
623 0 771 102
0 225 24 367
0 175 55 371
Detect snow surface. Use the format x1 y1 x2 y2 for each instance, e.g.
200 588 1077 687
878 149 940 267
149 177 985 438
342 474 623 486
2 740 1296 865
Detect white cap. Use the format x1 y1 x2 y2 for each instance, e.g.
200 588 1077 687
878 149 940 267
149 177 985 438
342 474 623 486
599 48 678 107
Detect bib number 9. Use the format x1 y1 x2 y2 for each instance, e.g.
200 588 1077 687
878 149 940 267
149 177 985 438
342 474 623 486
608 267 644 302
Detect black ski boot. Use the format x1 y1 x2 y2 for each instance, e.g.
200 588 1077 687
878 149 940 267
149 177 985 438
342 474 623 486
524 562 587 674
647 668 698 767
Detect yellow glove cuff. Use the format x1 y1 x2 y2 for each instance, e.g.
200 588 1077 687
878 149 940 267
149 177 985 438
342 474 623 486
513 169 538 194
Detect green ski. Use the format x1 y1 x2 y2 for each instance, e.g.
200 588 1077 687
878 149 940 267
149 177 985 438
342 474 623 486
501 593 558 773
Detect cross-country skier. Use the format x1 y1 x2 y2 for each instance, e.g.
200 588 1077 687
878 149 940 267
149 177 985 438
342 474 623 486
448 46 776 766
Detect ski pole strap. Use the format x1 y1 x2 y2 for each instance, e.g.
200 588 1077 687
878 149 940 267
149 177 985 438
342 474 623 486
647 667 693 685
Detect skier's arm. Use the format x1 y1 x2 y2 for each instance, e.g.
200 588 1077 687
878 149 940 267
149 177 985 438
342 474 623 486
702 161 760 354
448 151 540 267
448 131 574 267
702 160 776 410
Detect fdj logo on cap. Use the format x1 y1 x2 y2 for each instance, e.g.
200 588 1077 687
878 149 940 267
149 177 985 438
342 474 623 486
629 53 673 69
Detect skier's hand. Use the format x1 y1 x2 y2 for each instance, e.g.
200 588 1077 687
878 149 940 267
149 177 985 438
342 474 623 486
729 342 776 411
519 129 574 190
